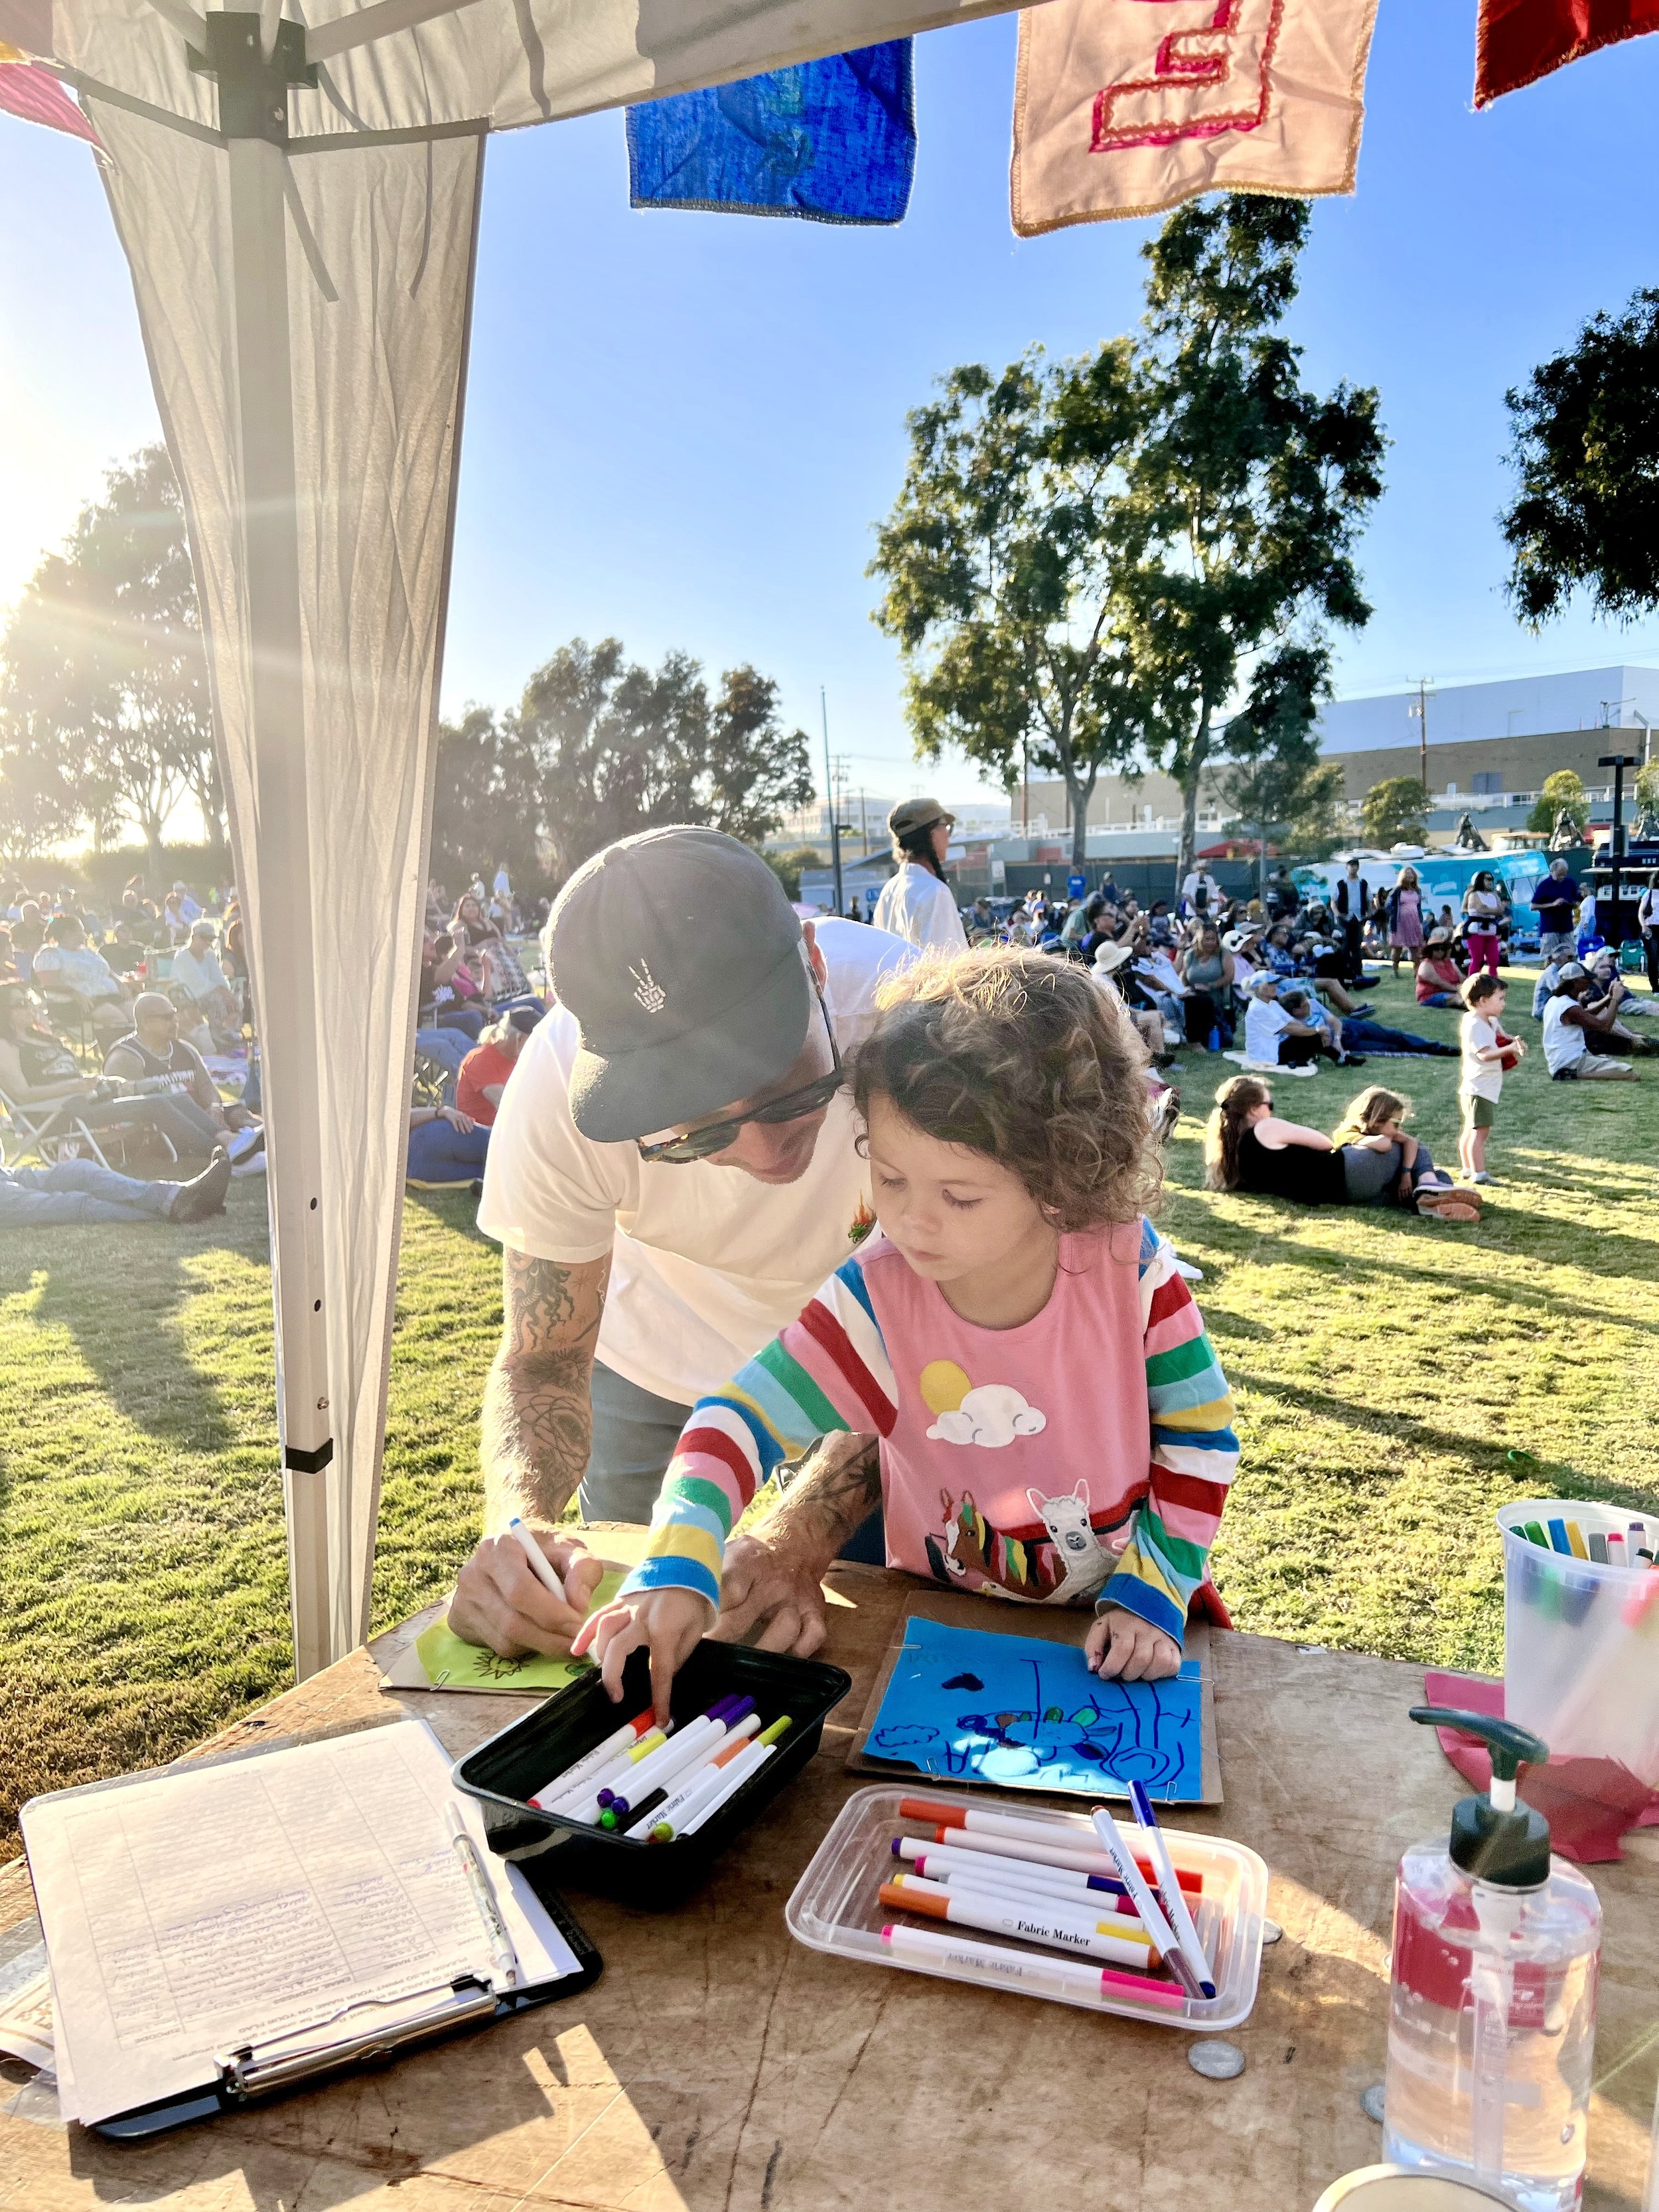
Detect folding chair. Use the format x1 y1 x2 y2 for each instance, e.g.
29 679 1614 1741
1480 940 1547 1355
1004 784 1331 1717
410 1047 452 1111
0 1082 175 1173
35 990 100 1070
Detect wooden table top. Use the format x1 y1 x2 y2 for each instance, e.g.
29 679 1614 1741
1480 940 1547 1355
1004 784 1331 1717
2 1531 1655 2212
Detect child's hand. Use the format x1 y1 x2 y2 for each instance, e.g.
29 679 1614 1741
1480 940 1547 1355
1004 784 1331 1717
571 1588 714 1724
1086 1608 1182 1683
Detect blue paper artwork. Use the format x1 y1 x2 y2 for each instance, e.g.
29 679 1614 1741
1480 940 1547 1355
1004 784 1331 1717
868 1618 1203 1803
625 42 915 226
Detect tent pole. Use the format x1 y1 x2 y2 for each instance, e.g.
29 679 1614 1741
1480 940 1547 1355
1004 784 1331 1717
226 133 338 1680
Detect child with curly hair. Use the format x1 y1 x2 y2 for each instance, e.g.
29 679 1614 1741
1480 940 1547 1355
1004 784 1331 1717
575 948 1239 1718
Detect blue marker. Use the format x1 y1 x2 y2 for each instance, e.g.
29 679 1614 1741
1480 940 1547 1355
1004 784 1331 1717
1547 1518 1573 1555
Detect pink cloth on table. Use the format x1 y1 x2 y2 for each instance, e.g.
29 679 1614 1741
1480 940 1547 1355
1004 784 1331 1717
1423 1669 1659 1865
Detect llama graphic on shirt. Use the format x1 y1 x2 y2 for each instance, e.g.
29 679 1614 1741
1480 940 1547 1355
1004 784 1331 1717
924 1479 1126 1605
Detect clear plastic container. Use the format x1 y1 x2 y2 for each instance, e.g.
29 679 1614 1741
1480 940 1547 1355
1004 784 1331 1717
786 1784 1267 2031
1498 1499 1659 1782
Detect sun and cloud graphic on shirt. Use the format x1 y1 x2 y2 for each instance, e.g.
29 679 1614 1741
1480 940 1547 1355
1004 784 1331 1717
918 1360 1047 1449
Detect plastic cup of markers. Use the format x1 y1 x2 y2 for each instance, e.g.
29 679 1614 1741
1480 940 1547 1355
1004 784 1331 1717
786 1785 1268 2033
1497 1499 1659 1783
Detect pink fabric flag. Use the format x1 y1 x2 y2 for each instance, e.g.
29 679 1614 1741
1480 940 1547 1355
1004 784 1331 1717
1011 0 1379 236
0 50 101 149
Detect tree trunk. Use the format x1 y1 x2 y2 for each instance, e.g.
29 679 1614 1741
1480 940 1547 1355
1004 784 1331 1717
1176 707 1212 892
144 820 167 887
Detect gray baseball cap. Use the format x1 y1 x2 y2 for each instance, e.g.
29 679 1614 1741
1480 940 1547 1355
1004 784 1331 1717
547 826 814 1143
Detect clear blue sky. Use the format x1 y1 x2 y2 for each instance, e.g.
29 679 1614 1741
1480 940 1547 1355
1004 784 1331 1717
6 0 1659 810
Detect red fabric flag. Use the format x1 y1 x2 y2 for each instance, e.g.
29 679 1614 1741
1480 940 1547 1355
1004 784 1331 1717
0 52 101 148
1476 0 1659 106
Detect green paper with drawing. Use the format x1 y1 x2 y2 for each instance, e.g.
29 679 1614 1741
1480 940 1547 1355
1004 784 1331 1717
407 1569 627 1690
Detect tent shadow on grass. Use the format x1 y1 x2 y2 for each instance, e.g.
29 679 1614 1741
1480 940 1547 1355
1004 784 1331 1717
23 1240 237 1455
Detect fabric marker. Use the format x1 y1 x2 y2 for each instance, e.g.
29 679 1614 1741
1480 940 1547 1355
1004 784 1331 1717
879 1922 1187 2011
1521 1521 1551 1551
673 1718 794 1838
1564 1520 1590 1561
506 1517 566 1604
1127 1781 1216 2000
881 1876 1161 1970
556 1726 670 1822
1631 1521 1650 1557
528 1710 654 1806
636 1718 766 1839
602 1714 725 1808
541 1724 670 1816
896 1838 1137 1910
1089 1806 1199 1998
1546 1518 1572 1555
620 1715 762 1836
906 1808 1204 1894
921 1868 1153 1947
1588 1532 1610 1565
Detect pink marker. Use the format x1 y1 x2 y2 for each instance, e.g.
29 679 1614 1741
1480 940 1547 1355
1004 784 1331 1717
880 1922 1187 2009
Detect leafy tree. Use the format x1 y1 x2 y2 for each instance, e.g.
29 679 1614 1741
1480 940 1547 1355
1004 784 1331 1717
869 348 1160 869
870 196 1383 881
762 845 824 901
520 640 814 887
1526 768 1589 840
1636 759 1659 823
1214 639 1346 873
430 705 546 902
1502 290 1659 624
0 446 218 877
1121 199 1383 884
1360 776 1429 849
701 666 816 849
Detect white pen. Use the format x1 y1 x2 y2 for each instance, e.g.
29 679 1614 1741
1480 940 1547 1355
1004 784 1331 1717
1090 1805 1198 1998
506 1517 566 1604
1128 1781 1216 1999
447 1802 518 1990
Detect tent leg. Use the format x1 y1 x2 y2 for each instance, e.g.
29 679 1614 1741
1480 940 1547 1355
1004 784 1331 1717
227 135 338 1681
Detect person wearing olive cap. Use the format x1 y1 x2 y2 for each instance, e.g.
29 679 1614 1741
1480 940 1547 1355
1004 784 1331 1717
870 796 968 954
451 826 909 1660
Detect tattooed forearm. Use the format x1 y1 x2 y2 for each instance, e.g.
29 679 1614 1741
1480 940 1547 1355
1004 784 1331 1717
481 1248 611 1529
764 1430 883 1556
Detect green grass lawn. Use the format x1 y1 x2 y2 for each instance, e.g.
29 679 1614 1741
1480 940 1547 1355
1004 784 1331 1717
1 964 1655 1857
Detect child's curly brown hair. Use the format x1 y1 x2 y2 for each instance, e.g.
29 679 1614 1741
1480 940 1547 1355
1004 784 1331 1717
850 946 1162 1232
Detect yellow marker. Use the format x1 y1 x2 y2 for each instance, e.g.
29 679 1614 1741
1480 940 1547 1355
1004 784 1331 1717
626 1728 668 1762
1565 1521 1590 1561
756 1716 794 1748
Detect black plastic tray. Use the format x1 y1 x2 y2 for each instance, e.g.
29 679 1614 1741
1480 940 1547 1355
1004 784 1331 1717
452 1641 851 1908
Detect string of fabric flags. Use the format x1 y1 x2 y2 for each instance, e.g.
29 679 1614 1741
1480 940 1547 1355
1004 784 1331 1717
1 0 1655 221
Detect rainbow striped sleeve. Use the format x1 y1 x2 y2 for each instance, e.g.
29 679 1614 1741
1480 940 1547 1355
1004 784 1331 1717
617 1254 897 1614
1099 1222 1240 1645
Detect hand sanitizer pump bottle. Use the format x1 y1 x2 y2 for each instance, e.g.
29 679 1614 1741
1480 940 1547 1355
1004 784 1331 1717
1383 1707 1601 2212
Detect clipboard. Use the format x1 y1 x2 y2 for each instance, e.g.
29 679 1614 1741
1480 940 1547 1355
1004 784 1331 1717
92 1891 602 2140
21 1719 605 2140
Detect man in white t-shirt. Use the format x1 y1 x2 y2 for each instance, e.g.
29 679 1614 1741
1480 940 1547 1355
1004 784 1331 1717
452 826 911 1657
1542 965 1640 1081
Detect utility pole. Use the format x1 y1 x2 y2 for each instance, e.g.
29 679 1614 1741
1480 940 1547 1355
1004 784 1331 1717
821 688 843 917
1408 678 1436 800
859 788 869 860
1599 751 1638 949
1021 738 1029 834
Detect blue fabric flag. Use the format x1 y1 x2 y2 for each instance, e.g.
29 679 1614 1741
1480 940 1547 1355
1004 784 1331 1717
626 42 914 226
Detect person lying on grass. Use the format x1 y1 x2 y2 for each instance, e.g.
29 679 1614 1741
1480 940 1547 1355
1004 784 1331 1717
574 947 1240 1722
1203 1074 1479 1221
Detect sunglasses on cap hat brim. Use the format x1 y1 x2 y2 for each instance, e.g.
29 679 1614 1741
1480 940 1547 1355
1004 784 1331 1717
636 1001 843 1163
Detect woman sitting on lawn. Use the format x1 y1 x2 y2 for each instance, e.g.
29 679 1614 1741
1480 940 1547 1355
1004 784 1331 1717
1415 931 1466 1007
1204 1074 1478 1220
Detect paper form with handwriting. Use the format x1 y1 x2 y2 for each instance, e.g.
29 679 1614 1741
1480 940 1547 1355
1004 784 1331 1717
21 1719 577 2125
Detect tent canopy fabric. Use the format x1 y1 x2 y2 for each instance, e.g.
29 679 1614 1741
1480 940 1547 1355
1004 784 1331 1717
7 0 1030 1680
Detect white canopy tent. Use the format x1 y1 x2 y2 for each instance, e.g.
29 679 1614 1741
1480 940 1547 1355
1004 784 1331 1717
8 0 1030 1678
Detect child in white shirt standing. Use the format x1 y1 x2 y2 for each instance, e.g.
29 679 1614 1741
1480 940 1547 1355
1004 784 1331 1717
1459 972 1522 1184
